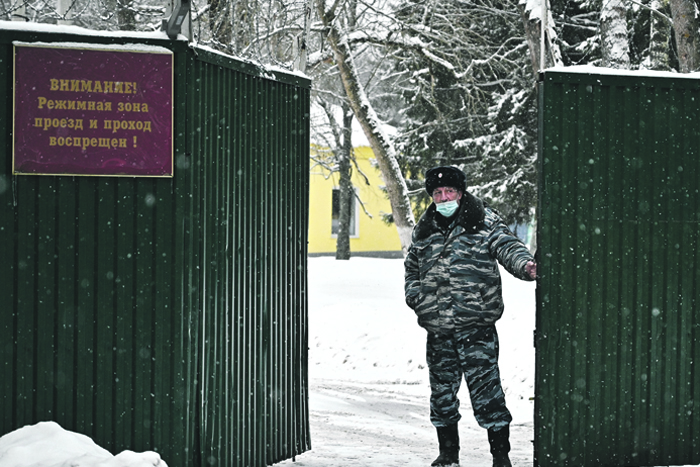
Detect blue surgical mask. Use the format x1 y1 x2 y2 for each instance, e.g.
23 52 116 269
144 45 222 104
436 199 459 217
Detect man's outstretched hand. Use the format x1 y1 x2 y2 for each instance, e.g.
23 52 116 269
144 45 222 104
525 261 537 279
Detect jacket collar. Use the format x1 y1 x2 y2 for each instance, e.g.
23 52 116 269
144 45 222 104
413 191 485 242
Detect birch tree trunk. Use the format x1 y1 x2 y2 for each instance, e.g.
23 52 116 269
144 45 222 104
600 0 630 69
648 0 671 70
669 0 700 72
317 0 415 254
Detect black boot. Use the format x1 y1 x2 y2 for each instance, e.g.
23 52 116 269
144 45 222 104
431 423 459 466
488 425 512 467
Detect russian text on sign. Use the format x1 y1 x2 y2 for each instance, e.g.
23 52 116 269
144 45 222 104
50 79 138 94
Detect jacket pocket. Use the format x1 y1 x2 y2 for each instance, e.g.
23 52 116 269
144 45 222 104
414 293 439 330
416 242 437 279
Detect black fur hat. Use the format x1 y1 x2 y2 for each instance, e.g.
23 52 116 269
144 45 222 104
425 166 467 195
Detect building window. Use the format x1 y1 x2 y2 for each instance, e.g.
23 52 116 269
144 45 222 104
332 188 358 237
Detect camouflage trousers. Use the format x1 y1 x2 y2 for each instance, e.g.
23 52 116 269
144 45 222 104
426 325 512 430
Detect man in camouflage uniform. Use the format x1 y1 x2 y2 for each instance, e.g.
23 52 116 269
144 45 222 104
404 166 536 467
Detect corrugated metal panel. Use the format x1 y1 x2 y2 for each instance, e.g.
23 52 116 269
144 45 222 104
0 31 195 465
2 160 194 462
536 69 700 467
186 47 311 467
0 28 310 467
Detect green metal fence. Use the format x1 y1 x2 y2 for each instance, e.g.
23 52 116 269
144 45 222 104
0 25 310 467
536 68 700 467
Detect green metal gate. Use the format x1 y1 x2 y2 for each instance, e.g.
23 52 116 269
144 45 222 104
0 25 310 467
536 68 700 467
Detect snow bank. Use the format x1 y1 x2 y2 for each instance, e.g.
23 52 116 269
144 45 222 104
0 421 167 467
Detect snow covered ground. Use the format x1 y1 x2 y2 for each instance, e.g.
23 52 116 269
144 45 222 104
273 256 537 467
275 257 698 467
1 256 696 467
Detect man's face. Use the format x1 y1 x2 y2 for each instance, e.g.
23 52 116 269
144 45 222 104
431 186 462 204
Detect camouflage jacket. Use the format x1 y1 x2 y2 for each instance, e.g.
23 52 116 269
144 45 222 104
404 192 535 334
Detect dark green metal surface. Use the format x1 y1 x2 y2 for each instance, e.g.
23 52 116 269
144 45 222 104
185 47 311 466
0 26 310 467
536 68 700 467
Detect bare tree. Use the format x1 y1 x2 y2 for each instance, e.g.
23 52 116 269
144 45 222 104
335 102 354 260
316 0 415 254
208 0 233 46
315 99 356 260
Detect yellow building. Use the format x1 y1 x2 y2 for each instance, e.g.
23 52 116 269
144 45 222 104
308 146 403 257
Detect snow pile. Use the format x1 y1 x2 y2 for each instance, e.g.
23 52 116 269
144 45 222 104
0 421 166 467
